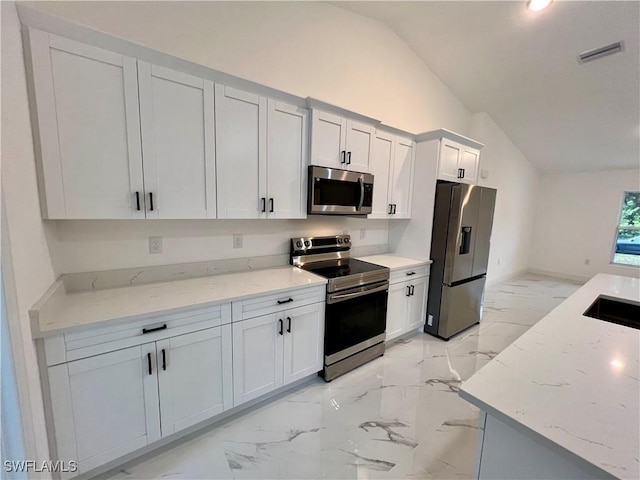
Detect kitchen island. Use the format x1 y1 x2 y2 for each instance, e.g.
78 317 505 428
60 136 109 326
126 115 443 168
460 273 639 480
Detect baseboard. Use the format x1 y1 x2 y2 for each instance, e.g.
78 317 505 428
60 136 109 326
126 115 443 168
486 269 528 287
527 268 589 284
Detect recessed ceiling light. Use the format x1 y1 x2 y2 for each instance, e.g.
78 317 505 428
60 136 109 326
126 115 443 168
527 0 553 11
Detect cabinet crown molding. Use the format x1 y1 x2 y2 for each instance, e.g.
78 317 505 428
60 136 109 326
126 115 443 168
306 97 381 126
416 128 485 150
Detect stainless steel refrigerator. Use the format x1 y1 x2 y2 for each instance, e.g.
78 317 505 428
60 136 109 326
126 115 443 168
425 182 497 340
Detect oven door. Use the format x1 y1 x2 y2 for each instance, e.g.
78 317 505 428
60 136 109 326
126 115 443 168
324 281 388 365
308 166 373 215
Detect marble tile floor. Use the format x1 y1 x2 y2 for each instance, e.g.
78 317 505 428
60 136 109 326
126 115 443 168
105 273 582 480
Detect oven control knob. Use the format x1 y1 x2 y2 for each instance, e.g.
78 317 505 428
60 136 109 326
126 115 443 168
296 241 303 248
304 241 311 247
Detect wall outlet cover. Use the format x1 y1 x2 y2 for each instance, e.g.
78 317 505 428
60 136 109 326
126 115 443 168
233 234 243 249
149 236 162 254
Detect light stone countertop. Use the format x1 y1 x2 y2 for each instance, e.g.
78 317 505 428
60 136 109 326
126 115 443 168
459 273 640 479
357 254 432 270
30 266 327 338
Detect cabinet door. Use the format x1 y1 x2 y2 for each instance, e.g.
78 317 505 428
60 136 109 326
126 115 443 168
157 325 232 437
215 85 267 218
310 110 347 169
407 276 428 331
459 146 480 184
438 139 463 182
345 120 374 172
283 303 324 385
369 132 393 219
138 63 215 219
48 344 160 475
266 100 308 219
27 30 144 219
386 281 409 341
232 313 283 406
390 136 415 218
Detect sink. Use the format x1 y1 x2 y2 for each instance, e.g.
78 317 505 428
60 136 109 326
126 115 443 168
583 295 640 330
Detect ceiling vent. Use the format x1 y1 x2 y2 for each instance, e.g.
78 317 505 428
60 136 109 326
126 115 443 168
578 41 624 64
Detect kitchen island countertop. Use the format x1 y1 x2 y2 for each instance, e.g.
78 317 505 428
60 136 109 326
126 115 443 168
460 273 640 479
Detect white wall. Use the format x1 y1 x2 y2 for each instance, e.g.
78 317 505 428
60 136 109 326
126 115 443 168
1 1 55 464
470 113 540 284
19 0 476 276
529 169 640 281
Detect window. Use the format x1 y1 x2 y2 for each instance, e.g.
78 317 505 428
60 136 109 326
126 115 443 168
612 191 640 266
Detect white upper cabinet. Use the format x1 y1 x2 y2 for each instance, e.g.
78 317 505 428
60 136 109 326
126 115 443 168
309 110 347 169
390 136 415 218
438 139 465 182
27 30 144 219
138 62 215 219
345 120 375 172
309 107 376 173
215 85 267 219
369 130 415 219
417 130 483 185
216 86 308 220
266 100 308 219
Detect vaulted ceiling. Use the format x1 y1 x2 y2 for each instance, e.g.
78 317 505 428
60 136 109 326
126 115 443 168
335 1 640 174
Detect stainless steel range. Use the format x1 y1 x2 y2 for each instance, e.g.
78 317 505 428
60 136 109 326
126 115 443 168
290 235 389 381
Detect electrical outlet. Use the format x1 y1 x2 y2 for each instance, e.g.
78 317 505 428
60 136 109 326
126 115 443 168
233 234 243 249
360 228 366 240
149 236 162 254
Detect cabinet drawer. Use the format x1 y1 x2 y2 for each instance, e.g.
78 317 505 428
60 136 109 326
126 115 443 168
389 265 430 285
232 286 324 321
59 303 232 363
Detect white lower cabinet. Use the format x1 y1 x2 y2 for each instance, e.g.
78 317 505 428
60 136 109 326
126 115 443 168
48 344 161 477
232 302 324 406
385 274 428 342
157 325 233 436
47 323 233 477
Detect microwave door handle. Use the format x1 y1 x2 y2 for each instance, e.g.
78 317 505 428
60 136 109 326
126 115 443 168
357 177 365 211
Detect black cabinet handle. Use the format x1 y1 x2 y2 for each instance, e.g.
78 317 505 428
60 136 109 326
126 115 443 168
149 192 154 211
261 197 266 213
161 348 167 371
287 317 291 333
147 352 152 375
278 319 283 335
135 191 141 211
277 298 293 305
462 168 466 178
269 198 274 213
406 285 411 297
142 324 167 334
410 285 415 296
347 151 352 165
457 168 462 179
406 271 416 276
341 150 346 164
393 204 397 214
388 204 393 214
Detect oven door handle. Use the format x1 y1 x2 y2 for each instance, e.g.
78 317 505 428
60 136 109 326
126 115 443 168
357 177 365 212
327 282 389 304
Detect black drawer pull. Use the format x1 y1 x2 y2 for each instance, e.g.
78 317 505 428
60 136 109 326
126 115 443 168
277 298 293 305
142 324 167 334
147 352 152 375
406 271 416 276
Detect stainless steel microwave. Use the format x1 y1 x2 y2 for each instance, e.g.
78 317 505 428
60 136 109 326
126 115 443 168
307 166 374 216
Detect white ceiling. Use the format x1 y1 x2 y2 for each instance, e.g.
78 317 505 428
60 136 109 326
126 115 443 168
335 1 640 174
